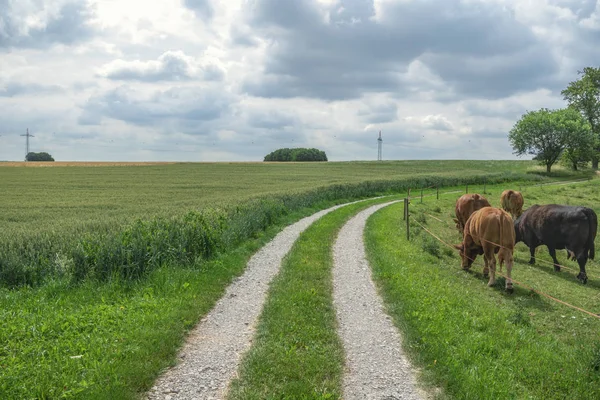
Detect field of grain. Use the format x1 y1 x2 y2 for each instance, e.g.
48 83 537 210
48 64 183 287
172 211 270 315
0 160 543 239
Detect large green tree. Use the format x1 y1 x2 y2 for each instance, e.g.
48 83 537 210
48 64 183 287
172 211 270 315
508 108 591 173
561 67 600 169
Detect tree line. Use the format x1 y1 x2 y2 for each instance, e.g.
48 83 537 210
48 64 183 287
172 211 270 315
264 148 328 162
509 67 600 172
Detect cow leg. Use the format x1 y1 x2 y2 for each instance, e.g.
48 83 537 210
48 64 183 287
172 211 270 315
482 255 489 277
576 254 589 284
528 246 536 264
502 250 514 293
484 248 496 287
548 247 561 272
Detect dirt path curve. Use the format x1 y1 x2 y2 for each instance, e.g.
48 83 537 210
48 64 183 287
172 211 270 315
145 198 377 400
333 201 427 400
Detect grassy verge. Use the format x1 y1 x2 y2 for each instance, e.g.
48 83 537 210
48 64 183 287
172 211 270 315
0 203 350 399
365 181 600 399
227 197 397 399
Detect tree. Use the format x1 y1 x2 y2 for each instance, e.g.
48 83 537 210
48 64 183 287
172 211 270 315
561 67 600 169
561 128 595 170
25 152 55 162
263 148 327 162
508 108 591 173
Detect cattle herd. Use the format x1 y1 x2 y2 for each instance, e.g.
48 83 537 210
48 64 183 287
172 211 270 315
451 189 598 293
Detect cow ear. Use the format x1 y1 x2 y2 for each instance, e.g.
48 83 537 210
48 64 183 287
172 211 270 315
453 244 463 251
452 218 459 223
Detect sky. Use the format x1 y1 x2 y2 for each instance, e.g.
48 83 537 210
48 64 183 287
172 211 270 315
1 0 599 162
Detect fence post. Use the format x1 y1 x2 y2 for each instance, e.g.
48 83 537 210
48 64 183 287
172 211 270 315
420 187 423 203
407 188 410 200
403 197 406 221
436 186 439 200
405 198 410 241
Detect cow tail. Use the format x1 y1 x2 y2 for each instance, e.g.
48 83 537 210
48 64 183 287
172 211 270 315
583 208 597 260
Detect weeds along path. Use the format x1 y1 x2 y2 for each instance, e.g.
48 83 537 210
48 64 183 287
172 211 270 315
145 198 380 400
333 201 427 400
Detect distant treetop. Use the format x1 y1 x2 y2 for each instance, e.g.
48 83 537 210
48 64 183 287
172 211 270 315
26 152 55 162
264 148 328 162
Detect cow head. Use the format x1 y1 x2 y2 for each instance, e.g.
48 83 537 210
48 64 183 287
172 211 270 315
453 243 476 269
453 218 461 231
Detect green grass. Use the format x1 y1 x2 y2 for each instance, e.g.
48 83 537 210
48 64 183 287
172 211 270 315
0 205 335 399
226 197 396 399
0 161 596 398
365 180 600 399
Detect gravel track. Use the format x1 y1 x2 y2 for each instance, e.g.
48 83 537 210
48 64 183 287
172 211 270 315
144 199 372 400
333 201 427 400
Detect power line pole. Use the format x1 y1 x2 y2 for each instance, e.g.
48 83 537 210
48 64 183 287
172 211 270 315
377 130 383 161
20 128 34 161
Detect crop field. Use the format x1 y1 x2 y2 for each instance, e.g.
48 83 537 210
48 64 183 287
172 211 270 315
366 179 600 399
0 160 598 399
0 160 541 239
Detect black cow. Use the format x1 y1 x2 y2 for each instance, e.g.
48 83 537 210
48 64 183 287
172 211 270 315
514 204 597 284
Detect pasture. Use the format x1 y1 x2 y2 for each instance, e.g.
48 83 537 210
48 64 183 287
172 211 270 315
366 179 600 399
0 160 597 399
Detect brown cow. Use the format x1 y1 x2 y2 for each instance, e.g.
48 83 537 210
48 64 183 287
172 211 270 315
500 189 524 218
453 193 491 235
453 207 515 293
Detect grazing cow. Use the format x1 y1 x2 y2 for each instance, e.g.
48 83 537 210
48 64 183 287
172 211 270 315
500 189 524 218
453 207 515 293
514 204 597 284
453 193 491 234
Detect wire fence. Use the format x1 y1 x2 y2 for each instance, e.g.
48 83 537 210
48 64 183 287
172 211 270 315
400 176 600 320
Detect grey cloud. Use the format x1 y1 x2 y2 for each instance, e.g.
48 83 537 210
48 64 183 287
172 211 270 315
0 82 64 97
420 45 559 98
79 85 231 131
358 102 398 124
247 110 297 129
1 1 95 50
242 0 547 101
100 51 224 82
184 0 213 20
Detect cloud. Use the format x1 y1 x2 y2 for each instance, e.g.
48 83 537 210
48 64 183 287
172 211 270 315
0 81 65 97
79 85 232 131
183 0 214 21
421 115 454 131
358 101 398 124
97 51 225 82
240 0 551 101
0 1 96 50
2 0 600 162
247 110 297 129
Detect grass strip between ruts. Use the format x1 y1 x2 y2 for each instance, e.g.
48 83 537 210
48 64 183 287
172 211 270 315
227 197 400 399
